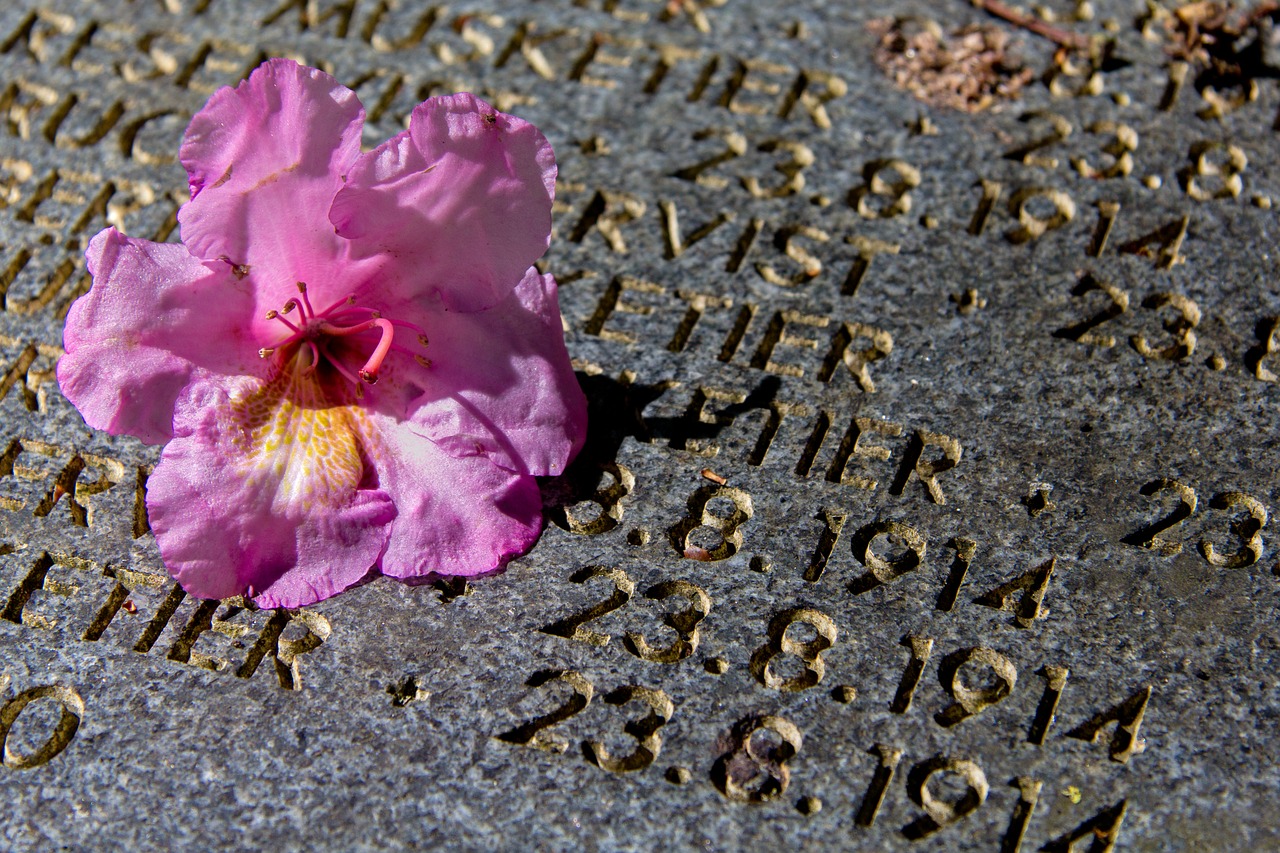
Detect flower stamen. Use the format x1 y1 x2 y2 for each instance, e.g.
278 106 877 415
296 281 316 319
362 319 395 384
258 291 429 388
324 346 364 387
301 341 321 375
267 308 302 334
316 293 358 317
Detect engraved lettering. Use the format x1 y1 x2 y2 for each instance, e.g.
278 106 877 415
586 685 673 772
1180 141 1247 201
712 714 801 803
1005 186 1076 244
890 429 962 505
1122 478 1196 555
890 635 934 713
570 190 646 253
750 607 837 692
540 565 635 647
804 507 846 583
826 416 902 489
669 484 753 561
1054 273 1129 347
935 646 1018 727
1066 685 1151 763
852 521 927 593
1028 664 1070 745
974 557 1057 628
819 322 893 391
0 683 84 769
936 537 976 612
1003 111 1072 169
623 580 710 664
903 756 988 839
551 462 635 535
659 201 734 260
755 225 829 287
496 669 594 753
1115 214 1188 270
583 275 664 342
968 179 1003 236
842 235 900 297
1042 800 1127 852
851 159 920 219
750 309 827 375
1130 292 1200 361
1001 777 1043 853
855 743 903 827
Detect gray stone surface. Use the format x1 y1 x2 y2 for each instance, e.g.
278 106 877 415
1 0 1279 849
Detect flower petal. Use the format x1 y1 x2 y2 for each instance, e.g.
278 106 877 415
407 269 586 476
57 228 260 444
178 58 366 305
373 415 542 580
146 372 395 608
330 93 555 312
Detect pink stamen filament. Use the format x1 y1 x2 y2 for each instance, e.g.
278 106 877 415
316 293 358 317
301 341 321 375
322 345 364 386
327 308 429 338
317 319 396 383
258 289 429 385
296 281 316 319
267 309 302 334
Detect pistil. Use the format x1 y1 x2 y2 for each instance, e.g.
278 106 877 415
256 282 428 389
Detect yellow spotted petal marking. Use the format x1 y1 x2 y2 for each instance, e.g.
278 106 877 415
226 368 373 511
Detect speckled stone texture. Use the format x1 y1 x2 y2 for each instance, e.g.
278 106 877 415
0 1 1278 850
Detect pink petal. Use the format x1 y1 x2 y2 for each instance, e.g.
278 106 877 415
330 93 555 313
146 372 395 608
177 58 366 308
57 228 260 445
407 269 586 476
373 414 543 580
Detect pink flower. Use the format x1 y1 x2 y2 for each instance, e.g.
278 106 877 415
56 59 586 608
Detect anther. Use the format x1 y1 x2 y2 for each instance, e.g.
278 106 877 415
418 335 429 346
415 355 432 367
266 309 278 319
281 300 297 314
259 347 274 358
296 281 315 319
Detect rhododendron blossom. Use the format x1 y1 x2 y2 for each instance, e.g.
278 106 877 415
56 59 586 608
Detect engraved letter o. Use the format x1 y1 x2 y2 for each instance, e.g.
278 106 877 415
0 684 85 770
